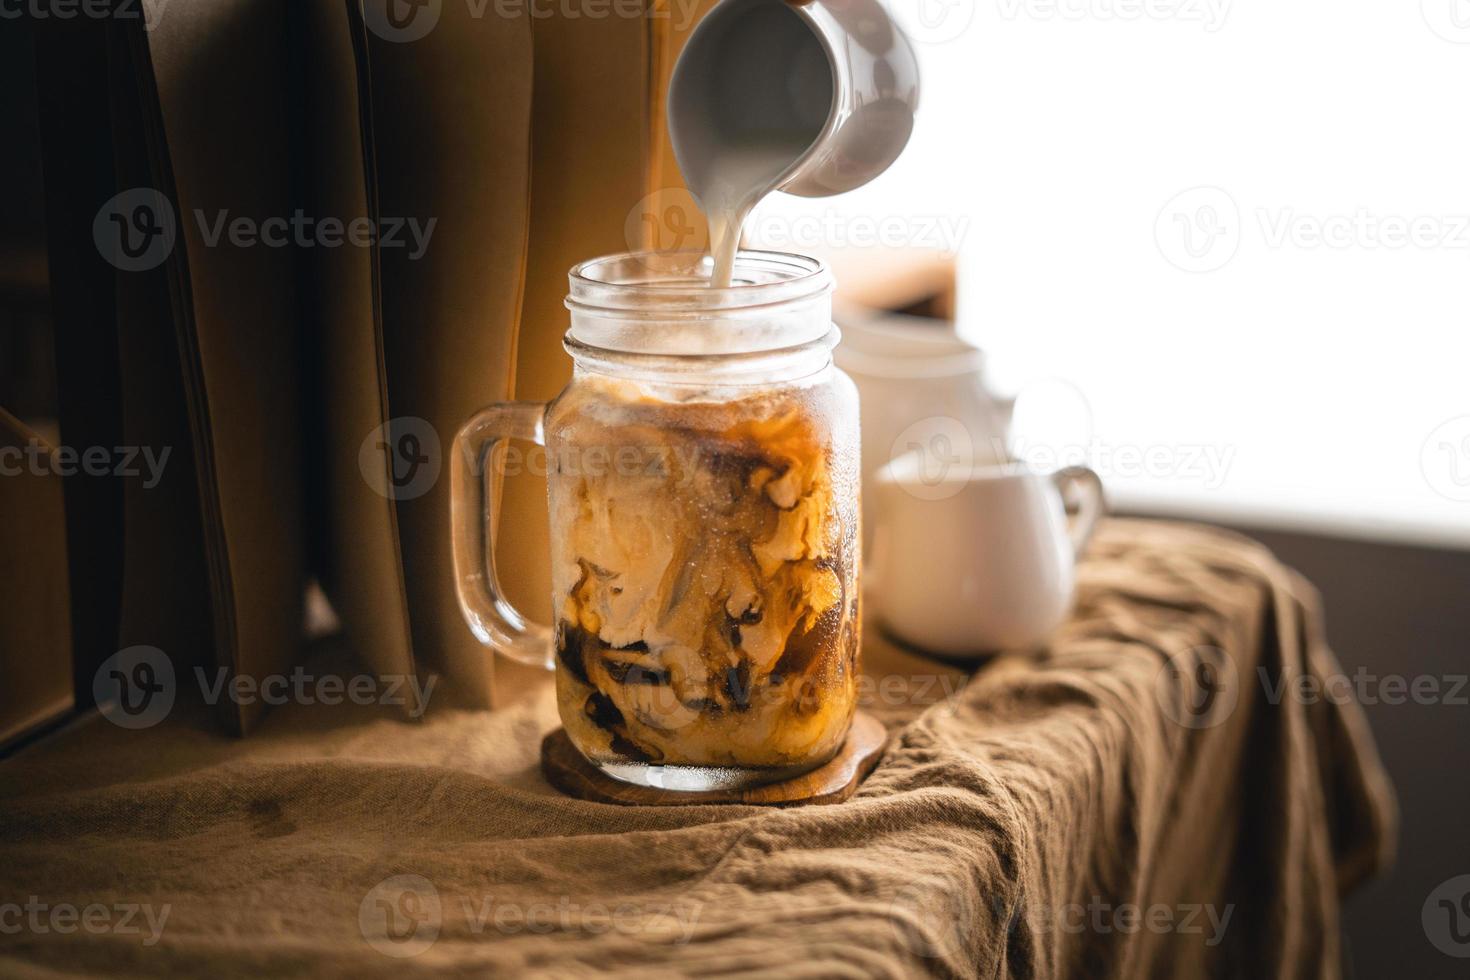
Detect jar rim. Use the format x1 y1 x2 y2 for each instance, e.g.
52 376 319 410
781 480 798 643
563 249 836 363
566 249 833 314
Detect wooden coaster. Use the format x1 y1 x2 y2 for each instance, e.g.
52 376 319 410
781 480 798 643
540 711 888 807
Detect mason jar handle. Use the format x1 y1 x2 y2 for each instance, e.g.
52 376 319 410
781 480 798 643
1051 465 1105 557
450 401 555 669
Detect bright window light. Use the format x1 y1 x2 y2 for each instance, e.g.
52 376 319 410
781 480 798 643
751 1 1470 548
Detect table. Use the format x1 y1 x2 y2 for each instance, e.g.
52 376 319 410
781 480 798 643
0 520 1395 978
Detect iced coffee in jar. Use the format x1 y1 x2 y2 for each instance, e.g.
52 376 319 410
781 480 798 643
451 250 860 791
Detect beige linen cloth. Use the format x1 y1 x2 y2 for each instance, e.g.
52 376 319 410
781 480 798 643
0 521 1395 978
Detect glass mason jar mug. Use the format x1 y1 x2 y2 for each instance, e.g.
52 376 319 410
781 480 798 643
451 250 862 792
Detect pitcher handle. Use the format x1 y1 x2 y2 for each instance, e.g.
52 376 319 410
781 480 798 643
450 401 555 669
1052 465 1105 557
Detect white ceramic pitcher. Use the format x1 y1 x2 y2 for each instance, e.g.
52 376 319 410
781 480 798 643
668 0 921 279
870 456 1106 657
